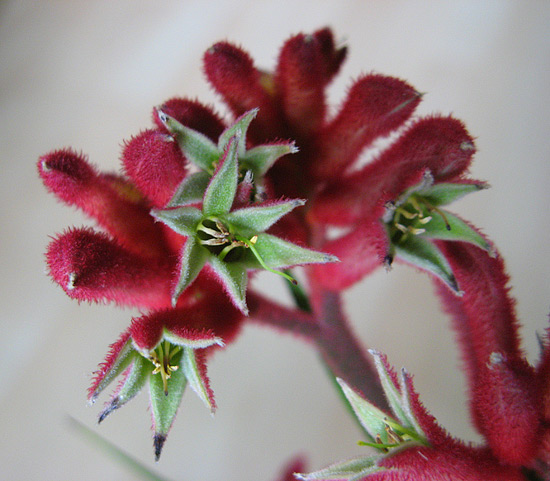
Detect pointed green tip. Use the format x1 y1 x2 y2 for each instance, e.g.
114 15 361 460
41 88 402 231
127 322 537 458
98 397 119 424
155 107 169 125
448 273 461 295
154 433 167 462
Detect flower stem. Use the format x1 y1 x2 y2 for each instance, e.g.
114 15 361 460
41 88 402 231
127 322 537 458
308 282 388 412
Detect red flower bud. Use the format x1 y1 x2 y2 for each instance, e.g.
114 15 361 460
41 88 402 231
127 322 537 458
312 74 421 179
39 149 169 257
121 129 187 207
436 242 541 465
203 41 280 140
275 28 347 136
472 353 540 465
46 227 173 308
374 445 526 481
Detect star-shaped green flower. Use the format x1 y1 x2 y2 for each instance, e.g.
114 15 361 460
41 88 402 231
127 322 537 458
157 108 298 206
153 131 337 314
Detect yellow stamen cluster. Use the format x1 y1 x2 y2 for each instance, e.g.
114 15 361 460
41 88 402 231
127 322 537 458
150 340 182 395
197 217 247 261
389 195 450 243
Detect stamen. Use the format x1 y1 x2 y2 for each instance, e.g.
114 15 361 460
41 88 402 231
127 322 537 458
198 225 227 238
150 341 181 396
200 238 230 246
395 206 418 220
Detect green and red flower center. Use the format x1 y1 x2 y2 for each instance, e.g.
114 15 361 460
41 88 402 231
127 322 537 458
149 340 183 395
386 194 450 245
196 217 248 262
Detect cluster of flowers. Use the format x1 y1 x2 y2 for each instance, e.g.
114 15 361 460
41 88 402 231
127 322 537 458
39 28 550 480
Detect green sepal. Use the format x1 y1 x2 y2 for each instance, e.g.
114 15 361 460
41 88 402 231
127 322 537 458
149 349 187 438
217 109 258 157
208 256 248 314
203 137 238 217
167 171 211 207
370 350 425 438
227 199 305 234
89 338 135 401
418 181 487 207
98 354 150 423
395 235 458 292
151 206 202 237
336 378 389 444
113 355 150 407
156 109 219 172
420 209 492 252
241 141 298 177
295 455 383 481
181 348 215 413
172 238 208 306
242 233 339 270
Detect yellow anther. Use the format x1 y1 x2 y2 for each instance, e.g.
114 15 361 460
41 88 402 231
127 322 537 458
150 341 181 395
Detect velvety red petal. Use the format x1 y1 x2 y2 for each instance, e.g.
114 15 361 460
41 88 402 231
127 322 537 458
436 242 523 374
436 242 540 465
121 129 187 207
372 445 526 481
472 354 540 465
310 116 476 226
275 28 346 137
311 220 387 290
203 41 281 141
38 148 170 257
312 74 421 179
46 227 173 308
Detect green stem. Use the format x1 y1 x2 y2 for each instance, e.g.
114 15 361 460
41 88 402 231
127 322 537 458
283 269 311 312
282 270 387 437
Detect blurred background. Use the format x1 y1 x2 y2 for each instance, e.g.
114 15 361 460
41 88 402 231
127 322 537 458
1 1 549 480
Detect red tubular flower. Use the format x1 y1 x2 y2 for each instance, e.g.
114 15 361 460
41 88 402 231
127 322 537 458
46 227 173 308
204 28 490 295
89 291 241 460
39 148 171 258
275 28 347 137
436 242 543 467
311 74 422 180
203 41 282 139
310 116 489 291
121 129 188 208
310 116 477 227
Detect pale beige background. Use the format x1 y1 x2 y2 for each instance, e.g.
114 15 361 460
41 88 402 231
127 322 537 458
1 1 549 480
